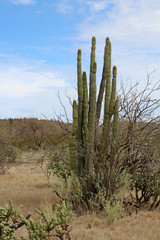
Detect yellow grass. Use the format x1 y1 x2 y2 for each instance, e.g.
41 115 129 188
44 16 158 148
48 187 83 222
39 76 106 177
0 152 160 240
0 153 57 216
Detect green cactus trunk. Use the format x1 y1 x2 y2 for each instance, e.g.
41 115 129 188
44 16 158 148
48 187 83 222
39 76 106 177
82 71 89 149
72 100 78 135
96 38 108 126
109 66 117 117
69 100 78 172
77 49 84 173
89 36 96 126
100 38 117 157
107 98 119 195
87 62 97 176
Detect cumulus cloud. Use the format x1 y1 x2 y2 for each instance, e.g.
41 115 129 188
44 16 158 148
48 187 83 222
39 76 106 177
86 0 108 11
0 64 69 98
10 0 36 5
0 58 75 119
76 0 160 85
80 0 160 42
55 0 73 14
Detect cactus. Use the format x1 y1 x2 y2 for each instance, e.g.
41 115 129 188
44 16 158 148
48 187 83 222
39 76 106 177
89 36 96 125
77 49 84 173
72 100 78 135
69 100 78 172
100 38 112 155
87 62 97 176
82 71 89 148
70 36 118 179
96 37 110 125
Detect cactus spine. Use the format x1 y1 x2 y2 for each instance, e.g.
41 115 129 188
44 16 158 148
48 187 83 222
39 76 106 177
70 36 118 179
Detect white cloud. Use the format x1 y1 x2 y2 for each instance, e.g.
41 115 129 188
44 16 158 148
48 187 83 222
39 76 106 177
80 0 160 41
10 0 36 5
75 0 160 87
55 0 73 14
86 0 108 11
0 65 69 98
0 58 76 119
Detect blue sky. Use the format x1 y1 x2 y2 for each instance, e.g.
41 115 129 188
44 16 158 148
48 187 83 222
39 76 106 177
0 0 160 119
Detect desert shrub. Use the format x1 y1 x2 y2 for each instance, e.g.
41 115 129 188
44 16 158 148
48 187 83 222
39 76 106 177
22 201 73 240
0 118 64 151
4 145 21 163
0 201 73 240
52 173 84 209
0 144 21 174
133 164 160 208
51 168 130 213
86 211 96 228
0 200 23 240
104 196 124 224
46 149 71 180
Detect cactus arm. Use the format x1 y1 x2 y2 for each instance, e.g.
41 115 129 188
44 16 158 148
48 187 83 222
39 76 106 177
112 98 118 141
72 100 78 136
96 38 108 126
100 38 112 154
82 72 89 148
87 62 97 175
89 36 96 125
107 98 119 192
69 135 77 172
104 38 111 119
69 100 78 172
77 49 83 141
77 49 84 173
109 66 117 117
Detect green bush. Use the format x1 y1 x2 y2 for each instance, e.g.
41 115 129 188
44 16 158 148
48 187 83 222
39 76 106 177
0 145 21 174
51 168 131 213
0 201 73 240
52 173 84 209
0 200 22 240
46 149 71 180
4 145 21 163
104 196 124 224
133 164 160 206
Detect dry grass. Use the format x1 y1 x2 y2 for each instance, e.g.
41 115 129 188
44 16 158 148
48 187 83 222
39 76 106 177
0 151 160 240
0 152 57 216
71 211 160 240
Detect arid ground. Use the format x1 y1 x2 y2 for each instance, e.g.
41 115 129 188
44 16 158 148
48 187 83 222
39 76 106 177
0 152 160 240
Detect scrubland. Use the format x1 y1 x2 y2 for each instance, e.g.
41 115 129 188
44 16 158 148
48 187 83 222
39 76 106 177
0 152 160 240
1 37 160 240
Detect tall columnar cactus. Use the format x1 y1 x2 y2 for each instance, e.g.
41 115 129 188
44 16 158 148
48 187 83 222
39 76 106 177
77 49 83 142
82 71 89 148
96 37 110 125
89 36 96 125
69 100 78 172
70 36 118 178
87 62 97 175
77 49 84 173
